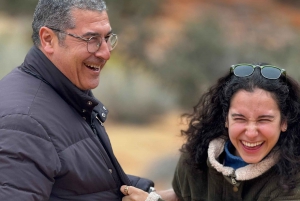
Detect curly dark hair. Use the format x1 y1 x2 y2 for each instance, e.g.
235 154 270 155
181 63 300 192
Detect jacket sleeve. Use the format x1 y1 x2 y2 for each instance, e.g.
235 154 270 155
127 174 154 192
172 154 186 201
260 175 300 201
0 114 60 201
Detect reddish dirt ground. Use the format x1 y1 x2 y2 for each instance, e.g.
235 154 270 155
107 111 185 189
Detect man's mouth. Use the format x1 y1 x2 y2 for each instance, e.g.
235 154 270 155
84 63 101 71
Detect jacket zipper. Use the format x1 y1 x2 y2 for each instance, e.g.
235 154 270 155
230 171 239 192
90 123 97 135
94 112 131 185
96 115 104 126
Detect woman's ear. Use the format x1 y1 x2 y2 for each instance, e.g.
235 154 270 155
281 120 287 132
39 26 56 54
225 118 228 128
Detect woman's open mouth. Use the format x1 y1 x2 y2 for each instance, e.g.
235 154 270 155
241 140 264 149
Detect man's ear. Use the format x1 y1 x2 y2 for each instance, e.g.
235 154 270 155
39 26 56 54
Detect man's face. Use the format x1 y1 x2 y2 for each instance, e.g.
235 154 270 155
51 9 112 90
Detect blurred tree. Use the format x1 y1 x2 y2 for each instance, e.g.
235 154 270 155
151 18 228 108
0 0 37 16
105 0 161 72
274 0 300 8
106 2 230 109
2 0 300 124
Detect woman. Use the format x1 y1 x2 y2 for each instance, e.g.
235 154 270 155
120 63 300 201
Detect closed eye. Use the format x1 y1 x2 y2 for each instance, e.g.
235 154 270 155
86 36 98 41
233 118 246 122
258 118 272 122
258 115 274 123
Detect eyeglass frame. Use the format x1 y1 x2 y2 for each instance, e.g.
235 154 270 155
46 27 118 53
230 63 286 80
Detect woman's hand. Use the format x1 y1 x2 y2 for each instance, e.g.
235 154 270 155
157 189 179 201
120 185 149 201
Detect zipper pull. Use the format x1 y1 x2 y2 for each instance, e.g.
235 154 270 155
231 177 237 185
230 171 239 192
95 115 104 126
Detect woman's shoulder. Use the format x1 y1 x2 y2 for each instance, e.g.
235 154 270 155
175 152 206 177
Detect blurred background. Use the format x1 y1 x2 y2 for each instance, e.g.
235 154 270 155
1 0 300 189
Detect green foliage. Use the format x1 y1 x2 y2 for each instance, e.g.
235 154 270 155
274 0 300 8
0 0 38 16
153 18 229 108
234 39 300 81
93 60 177 124
2 0 300 124
106 0 160 34
105 0 161 75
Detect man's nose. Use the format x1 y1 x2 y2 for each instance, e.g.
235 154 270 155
94 40 111 60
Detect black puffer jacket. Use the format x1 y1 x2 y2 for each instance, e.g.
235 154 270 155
0 47 152 201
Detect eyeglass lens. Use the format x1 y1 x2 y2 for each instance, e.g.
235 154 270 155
108 35 118 50
87 37 99 53
233 65 282 79
233 65 254 77
87 35 118 53
261 67 282 79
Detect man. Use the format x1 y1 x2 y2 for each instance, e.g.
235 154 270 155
0 0 153 200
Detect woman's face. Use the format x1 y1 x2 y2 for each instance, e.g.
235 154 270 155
226 88 287 163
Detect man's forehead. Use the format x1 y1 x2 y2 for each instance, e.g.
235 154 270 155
70 9 111 34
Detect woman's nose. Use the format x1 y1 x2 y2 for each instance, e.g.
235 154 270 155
245 123 258 138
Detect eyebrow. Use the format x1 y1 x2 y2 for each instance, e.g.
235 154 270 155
82 32 100 38
231 113 244 118
258 115 275 119
81 30 113 38
230 113 275 119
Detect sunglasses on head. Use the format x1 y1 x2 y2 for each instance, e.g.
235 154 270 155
230 64 286 79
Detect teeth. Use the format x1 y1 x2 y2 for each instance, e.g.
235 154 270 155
85 63 100 69
242 141 263 147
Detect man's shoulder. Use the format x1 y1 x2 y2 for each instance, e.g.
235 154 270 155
0 67 42 97
0 67 61 118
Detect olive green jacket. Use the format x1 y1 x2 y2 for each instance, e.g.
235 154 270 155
172 138 300 201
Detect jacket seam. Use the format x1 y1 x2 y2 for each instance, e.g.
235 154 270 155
27 78 43 115
0 113 61 169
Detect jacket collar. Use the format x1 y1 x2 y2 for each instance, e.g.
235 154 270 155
207 138 278 181
20 46 108 123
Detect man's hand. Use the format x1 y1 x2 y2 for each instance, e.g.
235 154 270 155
120 185 179 201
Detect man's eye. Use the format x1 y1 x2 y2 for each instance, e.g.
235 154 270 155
88 36 98 41
104 35 111 42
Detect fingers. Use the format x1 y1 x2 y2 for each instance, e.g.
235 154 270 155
120 185 130 195
120 185 149 201
157 189 179 201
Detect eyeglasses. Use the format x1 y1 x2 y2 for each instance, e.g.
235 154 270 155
48 27 118 53
230 64 286 79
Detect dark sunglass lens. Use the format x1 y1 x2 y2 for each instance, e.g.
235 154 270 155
234 65 254 77
261 67 281 79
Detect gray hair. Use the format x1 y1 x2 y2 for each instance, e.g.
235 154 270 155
32 0 107 46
